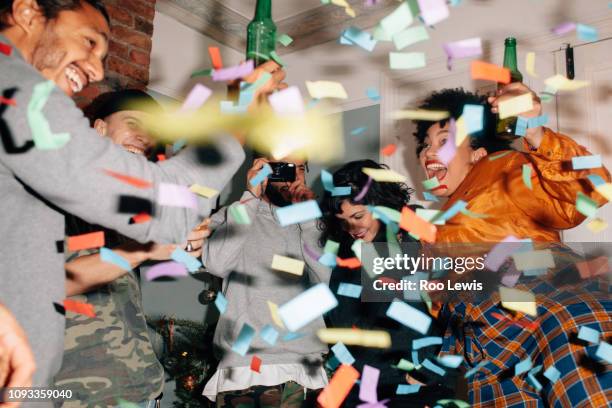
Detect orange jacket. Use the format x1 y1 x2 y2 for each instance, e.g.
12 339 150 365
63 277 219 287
436 128 610 243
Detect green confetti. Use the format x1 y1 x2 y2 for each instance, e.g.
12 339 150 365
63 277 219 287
576 192 598 218
393 358 416 371
277 33 294 47
117 400 140 408
190 68 213 78
488 151 512 161
459 208 490 219
323 239 340 255
28 80 70 150
436 399 470 408
229 203 251 225
522 164 533 190
422 177 440 190
269 50 285 67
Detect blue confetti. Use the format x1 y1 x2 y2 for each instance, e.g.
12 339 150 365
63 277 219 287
249 163 273 187
231 323 255 356
171 247 202 272
543 365 561 383
275 200 322 226
337 282 362 298
260 324 279 345
514 357 533 376
214 292 227 314
413 336 443 350
396 384 421 395
331 342 356 365
100 247 131 271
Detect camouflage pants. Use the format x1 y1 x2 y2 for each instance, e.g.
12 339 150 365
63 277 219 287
216 381 320 408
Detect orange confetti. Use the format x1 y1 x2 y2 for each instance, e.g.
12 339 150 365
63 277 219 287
63 299 96 318
576 256 610 279
317 364 360 408
0 41 11 56
103 169 152 189
0 96 16 106
67 231 105 251
399 206 437 243
250 355 262 373
471 60 511 84
208 46 223 69
381 144 397 156
336 257 361 269
131 212 152 224
156 154 166 162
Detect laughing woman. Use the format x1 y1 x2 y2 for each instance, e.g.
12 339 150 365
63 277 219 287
318 160 457 407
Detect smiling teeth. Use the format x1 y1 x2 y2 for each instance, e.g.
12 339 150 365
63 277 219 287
125 146 144 155
426 163 446 170
65 65 83 93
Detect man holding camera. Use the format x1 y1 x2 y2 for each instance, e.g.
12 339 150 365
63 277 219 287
200 157 330 407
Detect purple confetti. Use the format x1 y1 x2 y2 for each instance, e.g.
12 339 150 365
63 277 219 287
158 183 198 209
303 243 322 262
212 60 255 82
484 236 521 272
438 118 457 165
552 22 576 36
354 177 373 202
443 37 482 69
501 262 522 287
145 261 188 281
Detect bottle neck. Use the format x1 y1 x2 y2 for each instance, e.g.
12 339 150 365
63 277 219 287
253 0 272 20
503 45 518 72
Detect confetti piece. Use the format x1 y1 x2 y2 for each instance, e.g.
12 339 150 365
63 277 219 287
393 25 429 50
359 365 380 403
117 399 139 408
471 61 510 84
463 104 484 134
514 357 533 375
422 359 446 376
180 84 212 113
63 299 95 318
418 0 449 26
544 74 590 92
269 50 284 66
552 22 576 36
386 300 432 334
366 87 380 101
423 192 439 202
145 261 188 281
436 399 470 408
332 342 356 365
249 163 272 187
250 355 262 372
543 366 560 384
277 33 293 46
279 283 338 332
379 1 414 37
578 326 600 344
275 200 322 226
488 151 512 161
576 192 598 218
189 184 219 198
362 168 406 182
576 256 610 279
572 154 602 170
67 231 104 252
351 126 368 136
342 26 378 52
438 118 457 165
260 324 279 345
381 143 397 156
577 23 598 42
422 177 440 190
229 203 251 225
526 365 543 391
306 81 348 99
0 96 16 106
232 323 255 356
595 342 612 364
437 355 463 368
190 68 213 78
103 169 152 189
215 292 228 314
394 359 416 371
513 248 555 271
271 254 305 276
337 283 362 298
587 174 607 187
282 332 305 342
464 360 487 378
212 60 254 82
156 154 166 162
459 207 489 219
484 236 521 271
392 109 449 121
268 86 305 116
499 286 537 317
389 52 426 70
317 364 360 408
28 80 70 150
415 209 444 225
336 257 361 269
498 93 534 119
396 384 420 395
371 206 401 224
400 206 437 243
321 170 352 196
526 52 537 77
521 164 533 190
351 239 363 260
413 336 443 350
100 247 131 271
436 200 468 222
443 37 482 68
158 183 198 209
131 212 151 224
171 247 202 272
208 46 223 69
317 328 391 348
267 301 285 328
0 41 12 56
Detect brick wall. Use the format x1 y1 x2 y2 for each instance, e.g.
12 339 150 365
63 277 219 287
73 0 157 109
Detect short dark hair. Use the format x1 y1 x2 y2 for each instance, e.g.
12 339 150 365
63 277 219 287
318 159 414 249
0 0 109 29
86 89 163 121
412 88 512 157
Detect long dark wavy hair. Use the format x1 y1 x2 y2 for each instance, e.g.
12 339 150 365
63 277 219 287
318 159 414 254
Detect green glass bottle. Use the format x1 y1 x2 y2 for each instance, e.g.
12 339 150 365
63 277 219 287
496 37 524 138
246 0 276 66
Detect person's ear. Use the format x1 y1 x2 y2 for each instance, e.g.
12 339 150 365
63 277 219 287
471 147 487 164
93 118 108 136
11 0 45 35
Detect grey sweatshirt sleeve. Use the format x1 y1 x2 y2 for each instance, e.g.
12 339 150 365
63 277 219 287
0 59 244 245
202 191 259 278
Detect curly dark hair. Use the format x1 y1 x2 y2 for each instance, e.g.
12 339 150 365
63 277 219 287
318 159 413 252
0 0 109 29
412 88 512 157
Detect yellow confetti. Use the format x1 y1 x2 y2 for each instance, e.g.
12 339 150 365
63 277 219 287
271 254 305 276
544 74 590 92
499 286 537 317
587 218 608 233
317 328 392 348
391 110 450 121
498 93 534 119
455 116 468 146
305 81 348 100
267 301 285 329
594 183 612 201
189 184 219 198
362 167 407 182
525 52 537 77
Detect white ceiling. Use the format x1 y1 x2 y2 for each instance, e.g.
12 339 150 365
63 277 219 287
221 0 324 21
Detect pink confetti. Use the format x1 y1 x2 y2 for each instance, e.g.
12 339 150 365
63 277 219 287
180 84 212 113
212 60 255 82
354 177 373 202
552 22 576 36
145 261 188 281
268 86 305 115
158 183 198 209
484 236 521 272
443 37 482 69
359 365 380 403
438 118 457 165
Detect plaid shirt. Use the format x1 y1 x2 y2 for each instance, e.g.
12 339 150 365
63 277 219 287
439 258 611 407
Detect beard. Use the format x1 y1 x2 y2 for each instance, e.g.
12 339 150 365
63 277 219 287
264 183 292 207
31 24 66 73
